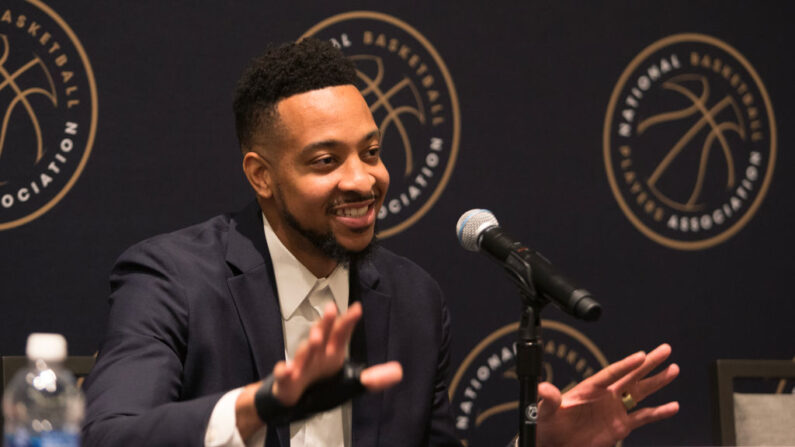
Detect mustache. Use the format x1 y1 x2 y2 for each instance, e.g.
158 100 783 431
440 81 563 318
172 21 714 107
328 191 379 209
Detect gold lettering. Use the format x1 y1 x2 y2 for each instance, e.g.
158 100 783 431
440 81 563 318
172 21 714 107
16 14 26 28
1 10 12 23
416 63 427 76
67 99 79 108
619 145 631 157
388 38 398 52
61 71 74 83
690 52 699 66
566 351 578 365
27 21 40 36
422 75 433 88
49 42 60 54
408 54 419 68
55 54 67 66
427 90 439 102
39 32 51 45
362 30 373 45
431 104 443 114
374 33 386 47
398 45 410 59
721 65 732 79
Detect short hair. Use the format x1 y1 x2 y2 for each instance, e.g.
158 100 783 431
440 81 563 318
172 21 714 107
233 38 357 152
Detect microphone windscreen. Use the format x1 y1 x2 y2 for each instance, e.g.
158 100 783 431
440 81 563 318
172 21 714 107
456 209 499 251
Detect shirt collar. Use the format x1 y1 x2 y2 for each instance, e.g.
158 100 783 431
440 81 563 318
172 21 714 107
262 213 349 319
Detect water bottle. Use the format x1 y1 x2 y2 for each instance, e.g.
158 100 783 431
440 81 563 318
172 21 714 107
2 333 84 447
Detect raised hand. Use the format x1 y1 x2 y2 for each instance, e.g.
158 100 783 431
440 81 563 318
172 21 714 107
536 343 679 447
235 302 402 440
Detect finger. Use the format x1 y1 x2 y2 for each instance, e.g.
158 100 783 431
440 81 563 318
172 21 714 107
612 344 672 392
627 401 680 431
634 363 679 402
273 360 289 381
536 382 562 420
327 302 362 351
303 324 325 368
586 351 646 388
360 361 403 391
291 326 322 374
317 302 337 345
272 361 299 405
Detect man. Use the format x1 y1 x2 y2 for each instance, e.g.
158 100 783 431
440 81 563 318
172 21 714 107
82 38 678 446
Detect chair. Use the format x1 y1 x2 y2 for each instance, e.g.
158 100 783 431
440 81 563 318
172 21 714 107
713 359 795 446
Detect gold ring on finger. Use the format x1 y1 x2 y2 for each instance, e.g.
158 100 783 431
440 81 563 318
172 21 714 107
621 392 637 411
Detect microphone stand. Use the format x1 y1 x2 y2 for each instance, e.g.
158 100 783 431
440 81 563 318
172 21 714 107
503 251 548 447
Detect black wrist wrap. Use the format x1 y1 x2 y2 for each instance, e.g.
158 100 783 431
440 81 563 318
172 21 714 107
253 362 367 426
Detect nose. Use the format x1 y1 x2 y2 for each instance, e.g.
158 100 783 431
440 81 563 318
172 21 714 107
338 156 375 193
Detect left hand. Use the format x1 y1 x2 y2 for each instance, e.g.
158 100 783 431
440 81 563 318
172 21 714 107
536 343 680 447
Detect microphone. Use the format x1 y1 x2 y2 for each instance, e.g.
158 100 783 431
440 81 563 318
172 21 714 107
456 209 601 321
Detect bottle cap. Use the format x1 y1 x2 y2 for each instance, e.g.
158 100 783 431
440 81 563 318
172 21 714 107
26 333 67 362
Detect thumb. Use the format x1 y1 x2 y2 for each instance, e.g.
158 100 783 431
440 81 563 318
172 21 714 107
360 361 403 392
537 382 562 420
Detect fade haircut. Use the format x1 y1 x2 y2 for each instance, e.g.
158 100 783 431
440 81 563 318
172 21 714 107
233 38 358 153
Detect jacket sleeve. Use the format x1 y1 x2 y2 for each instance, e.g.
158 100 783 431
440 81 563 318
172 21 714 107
429 293 464 446
82 240 223 447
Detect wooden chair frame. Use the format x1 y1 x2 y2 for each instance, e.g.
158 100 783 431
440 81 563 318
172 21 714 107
713 359 795 445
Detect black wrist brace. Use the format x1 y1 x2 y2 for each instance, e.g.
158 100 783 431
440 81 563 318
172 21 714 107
253 361 367 426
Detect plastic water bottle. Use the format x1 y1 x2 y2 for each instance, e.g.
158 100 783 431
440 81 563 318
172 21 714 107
2 333 84 447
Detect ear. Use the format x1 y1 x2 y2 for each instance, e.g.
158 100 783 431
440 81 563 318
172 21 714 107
242 151 274 199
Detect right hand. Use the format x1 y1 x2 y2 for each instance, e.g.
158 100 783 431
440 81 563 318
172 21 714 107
272 301 402 405
235 302 402 440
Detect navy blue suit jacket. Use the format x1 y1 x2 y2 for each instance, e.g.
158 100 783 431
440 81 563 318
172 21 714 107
83 202 460 446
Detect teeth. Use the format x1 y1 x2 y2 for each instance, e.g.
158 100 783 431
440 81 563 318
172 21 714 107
335 206 368 217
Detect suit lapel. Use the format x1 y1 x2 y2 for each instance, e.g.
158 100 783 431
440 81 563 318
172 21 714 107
224 202 290 447
351 255 392 446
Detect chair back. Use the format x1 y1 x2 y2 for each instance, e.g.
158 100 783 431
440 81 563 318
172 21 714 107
713 359 795 445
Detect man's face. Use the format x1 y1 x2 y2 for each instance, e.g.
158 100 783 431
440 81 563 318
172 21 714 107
262 84 389 263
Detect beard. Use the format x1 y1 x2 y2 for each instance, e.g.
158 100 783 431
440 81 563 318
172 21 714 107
277 194 379 266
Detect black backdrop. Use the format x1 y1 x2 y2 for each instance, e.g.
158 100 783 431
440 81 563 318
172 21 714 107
1 1 793 445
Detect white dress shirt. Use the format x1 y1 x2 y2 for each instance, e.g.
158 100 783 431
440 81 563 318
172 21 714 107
204 213 351 447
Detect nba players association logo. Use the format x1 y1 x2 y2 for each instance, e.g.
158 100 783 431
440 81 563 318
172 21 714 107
449 321 608 446
304 11 460 238
604 34 775 250
0 1 97 230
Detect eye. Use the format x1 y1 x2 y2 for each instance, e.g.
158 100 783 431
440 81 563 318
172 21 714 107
311 155 336 167
363 146 381 160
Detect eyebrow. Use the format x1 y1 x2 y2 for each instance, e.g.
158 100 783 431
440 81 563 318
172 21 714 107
300 129 381 155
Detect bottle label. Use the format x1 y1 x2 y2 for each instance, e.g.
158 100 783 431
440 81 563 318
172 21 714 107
5 431 80 447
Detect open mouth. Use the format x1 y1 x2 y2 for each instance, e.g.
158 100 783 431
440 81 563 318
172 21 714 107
333 206 369 217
